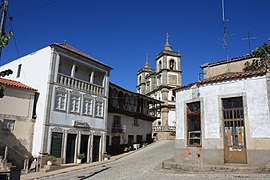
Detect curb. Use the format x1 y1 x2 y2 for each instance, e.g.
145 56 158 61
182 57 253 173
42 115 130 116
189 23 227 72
21 141 158 180
162 159 268 173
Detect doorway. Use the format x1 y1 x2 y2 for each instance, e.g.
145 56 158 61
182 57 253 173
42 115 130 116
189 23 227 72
223 97 247 163
80 135 89 163
92 136 101 162
66 134 77 163
111 136 120 155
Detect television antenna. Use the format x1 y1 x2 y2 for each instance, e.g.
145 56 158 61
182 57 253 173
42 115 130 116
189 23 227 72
221 0 232 60
242 31 257 54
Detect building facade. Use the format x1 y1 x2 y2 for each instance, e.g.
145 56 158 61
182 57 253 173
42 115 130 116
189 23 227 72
107 83 162 155
201 54 256 79
136 34 182 140
0 78 37 168
174 68 270 167
0 42 112 164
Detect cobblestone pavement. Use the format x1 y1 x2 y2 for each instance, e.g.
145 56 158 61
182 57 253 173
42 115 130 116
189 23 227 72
39 140 270 180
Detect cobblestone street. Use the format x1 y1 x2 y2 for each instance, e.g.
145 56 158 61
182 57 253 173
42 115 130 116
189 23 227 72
39 140 270 180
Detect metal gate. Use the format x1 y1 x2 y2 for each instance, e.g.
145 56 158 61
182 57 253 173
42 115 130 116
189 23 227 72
223 97 247 164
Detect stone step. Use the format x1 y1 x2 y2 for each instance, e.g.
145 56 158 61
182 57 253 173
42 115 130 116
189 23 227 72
162 159 265 173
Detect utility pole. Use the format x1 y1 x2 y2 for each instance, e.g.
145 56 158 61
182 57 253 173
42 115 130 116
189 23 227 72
0 0 8 58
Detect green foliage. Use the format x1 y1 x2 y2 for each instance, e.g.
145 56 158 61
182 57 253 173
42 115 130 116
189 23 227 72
170 131 176 136
0 69 13 77
77 153 85 159
47 155 57 163
0 31 14 99
243 43 270 72
124 147 129 152
0 31 13 48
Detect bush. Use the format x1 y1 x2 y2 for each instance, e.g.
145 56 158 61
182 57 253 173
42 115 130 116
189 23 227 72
78 153 85 159
47 155 57 164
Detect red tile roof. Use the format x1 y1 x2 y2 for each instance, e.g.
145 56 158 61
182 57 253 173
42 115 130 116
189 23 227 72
0 78 37 91
173 70 267 92
50 42 112 70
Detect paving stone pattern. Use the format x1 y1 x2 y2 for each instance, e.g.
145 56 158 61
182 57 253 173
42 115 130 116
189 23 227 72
39 140 270 180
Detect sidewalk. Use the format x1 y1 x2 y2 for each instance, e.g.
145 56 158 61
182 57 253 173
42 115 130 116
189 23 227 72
162 158 270 173
21 152 132 180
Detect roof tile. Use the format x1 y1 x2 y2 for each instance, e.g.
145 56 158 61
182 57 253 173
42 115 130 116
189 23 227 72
173 70 267 92
0 78 37 91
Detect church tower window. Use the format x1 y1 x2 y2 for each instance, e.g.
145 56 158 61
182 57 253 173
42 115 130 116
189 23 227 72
169 59 175 70
159 61 162 71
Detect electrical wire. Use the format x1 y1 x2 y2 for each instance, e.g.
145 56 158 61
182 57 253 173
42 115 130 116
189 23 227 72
7 12 19 58
12 0 62 18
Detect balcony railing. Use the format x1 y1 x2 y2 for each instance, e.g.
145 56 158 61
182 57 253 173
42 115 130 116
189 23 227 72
57 73 104 96
152 126 175 132
112 124 126 133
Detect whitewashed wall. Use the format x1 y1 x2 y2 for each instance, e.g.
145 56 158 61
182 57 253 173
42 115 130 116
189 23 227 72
175 76 270 141
0 47 52 156
108 113 152 144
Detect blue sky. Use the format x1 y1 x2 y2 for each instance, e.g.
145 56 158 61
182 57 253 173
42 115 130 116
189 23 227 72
1 0 269 91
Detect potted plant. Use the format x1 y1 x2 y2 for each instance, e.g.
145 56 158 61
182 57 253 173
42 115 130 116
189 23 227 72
103 152 111 161
77 153 85 164
47 155 57 166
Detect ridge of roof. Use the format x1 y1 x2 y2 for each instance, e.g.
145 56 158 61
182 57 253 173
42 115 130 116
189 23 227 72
201 54 255 68
0 78 37 91
50 42 112 69
173 70 267 92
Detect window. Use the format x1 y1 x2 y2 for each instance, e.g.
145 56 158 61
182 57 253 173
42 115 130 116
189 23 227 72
136 135 143 143
169 59 175 70
16 64 22 78
50 132 63 158
83 97 93 116
158 61 162 70
55 89 67 111
70 95 80 113
139 76 142 84
187 101 201 146
2 119 15 131
95 101 104 117
133 118 139 126
171 96 175 102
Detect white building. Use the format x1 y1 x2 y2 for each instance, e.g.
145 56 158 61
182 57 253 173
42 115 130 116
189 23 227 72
0 77 37 168
107 83 162 155
0 42 112 164
136 34 182 140
173 70 270 167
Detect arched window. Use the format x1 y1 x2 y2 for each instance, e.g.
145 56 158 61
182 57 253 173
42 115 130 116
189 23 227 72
139 76 142 84
159 61 162 70
169 59 175 70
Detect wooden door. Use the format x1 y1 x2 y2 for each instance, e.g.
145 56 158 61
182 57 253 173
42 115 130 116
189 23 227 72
223 97 247 164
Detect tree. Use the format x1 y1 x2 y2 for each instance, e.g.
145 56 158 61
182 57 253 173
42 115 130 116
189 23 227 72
243 42 270 72
0 31 13 98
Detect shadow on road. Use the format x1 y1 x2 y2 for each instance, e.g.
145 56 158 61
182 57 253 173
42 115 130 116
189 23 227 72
77 165 111 179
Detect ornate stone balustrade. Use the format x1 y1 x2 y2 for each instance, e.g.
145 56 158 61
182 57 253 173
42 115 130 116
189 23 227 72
57 73 104 96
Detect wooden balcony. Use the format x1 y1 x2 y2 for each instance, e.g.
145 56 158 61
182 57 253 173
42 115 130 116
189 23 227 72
112 124 126 133
57 73 104 96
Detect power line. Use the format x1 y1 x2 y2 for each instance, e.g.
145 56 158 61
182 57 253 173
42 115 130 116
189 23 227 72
7 12 19 58
12 0 62 18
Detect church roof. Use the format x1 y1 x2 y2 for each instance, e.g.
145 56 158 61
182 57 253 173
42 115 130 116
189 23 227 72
173 70 267 92
50 42 112 70
0 78 37 91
